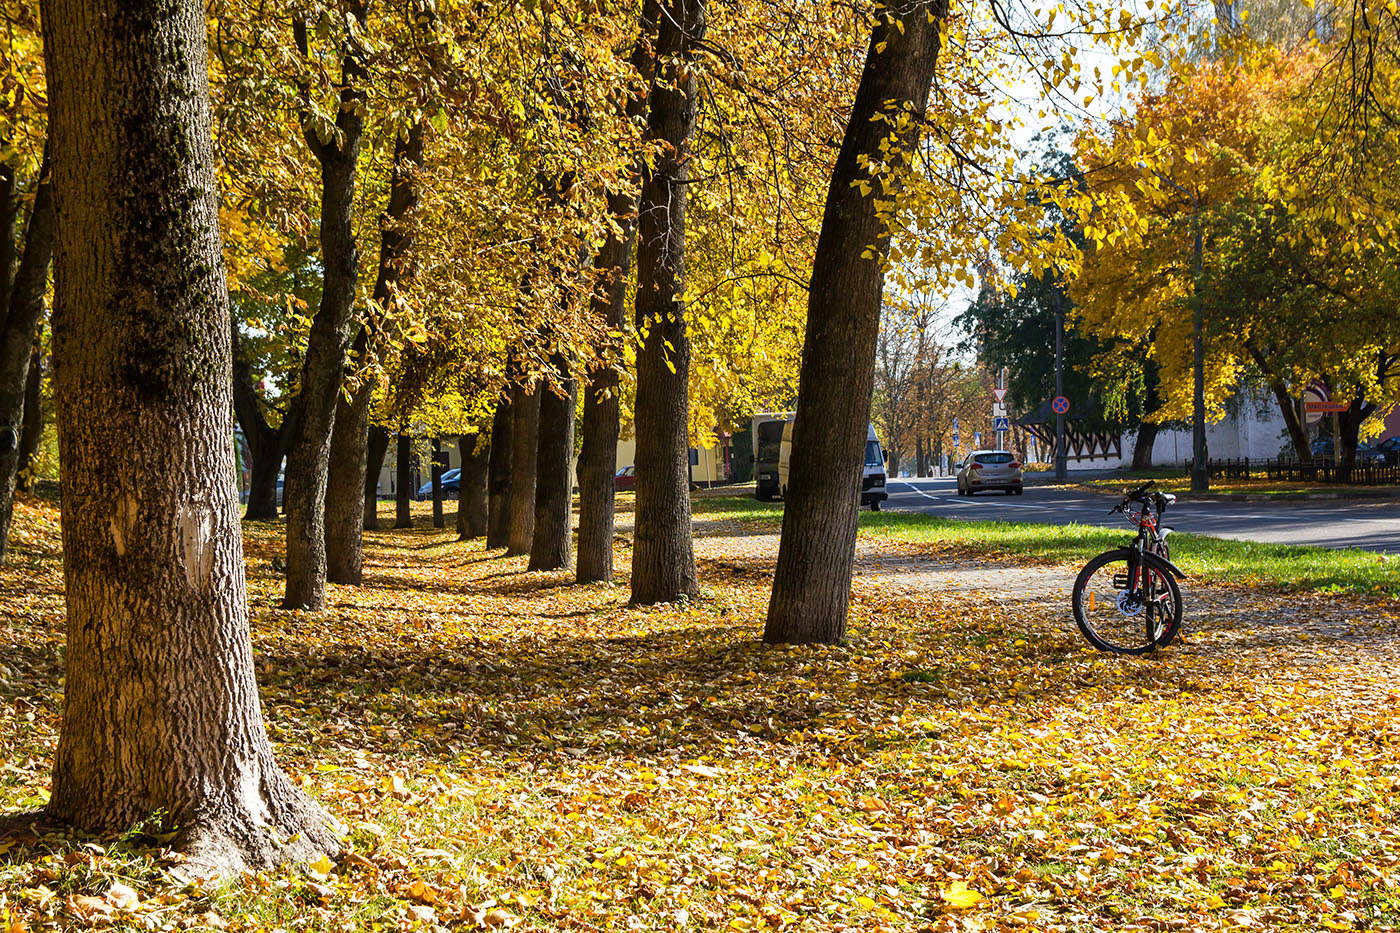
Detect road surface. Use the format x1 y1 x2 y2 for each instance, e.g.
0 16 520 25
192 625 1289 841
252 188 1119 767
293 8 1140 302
884 477 1400 554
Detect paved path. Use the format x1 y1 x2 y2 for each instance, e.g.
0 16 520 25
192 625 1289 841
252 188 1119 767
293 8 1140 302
885 477 1400 553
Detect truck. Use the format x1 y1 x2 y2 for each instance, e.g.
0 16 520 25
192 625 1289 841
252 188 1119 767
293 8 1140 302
751 411 794 501
775 420 889 511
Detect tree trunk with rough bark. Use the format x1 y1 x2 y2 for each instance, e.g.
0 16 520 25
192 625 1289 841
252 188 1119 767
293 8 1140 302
40 0 336 873
282 6 368 610
324 379 369 583
16 339 42 491
0 146 53 561
456 432 489 539
530 364 576 571
486 397 513 548
364 424 389 530
630 0 705 605
395 431 413 528
430 437 445 528
506 383 540 556
323 123 424 576
765 1 947 645
577 4 658 585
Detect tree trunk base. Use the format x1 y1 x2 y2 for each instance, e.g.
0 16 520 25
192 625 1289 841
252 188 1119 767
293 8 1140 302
172 787 339 878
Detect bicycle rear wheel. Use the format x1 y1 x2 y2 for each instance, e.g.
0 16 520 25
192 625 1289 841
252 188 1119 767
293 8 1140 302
1072 549 1182 655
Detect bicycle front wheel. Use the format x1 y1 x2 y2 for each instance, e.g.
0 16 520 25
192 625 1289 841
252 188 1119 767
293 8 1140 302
1072 548 1182 655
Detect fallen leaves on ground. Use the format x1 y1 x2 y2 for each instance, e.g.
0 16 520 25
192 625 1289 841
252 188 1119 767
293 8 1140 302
0 493 1398 931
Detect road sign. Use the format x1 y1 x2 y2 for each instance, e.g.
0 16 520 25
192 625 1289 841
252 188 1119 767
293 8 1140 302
974 431 982 446
1051 396 1070 415
952 416 959 431
992 387 1007 403
1302 384 1329 425
993 415 1010 432
992 402 1007 417
951 433 959 447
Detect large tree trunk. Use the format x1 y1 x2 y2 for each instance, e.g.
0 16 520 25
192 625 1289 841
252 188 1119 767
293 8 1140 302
506 382 540 556
456 432 489 539
630 0 705 605
16 339 43 490
324 381 368 583
1247 342 1310 464
530 364 577 571
1131 422 1158 470
244 442 283 522
430 437 445 528
323 123 424 574
364 424 389 530
486 396 513 548
577 5 658 585
282 7 368 610
41 0 335 874
576 214 628 583
395 431 413 528
765 1 947 645
0 146 53 561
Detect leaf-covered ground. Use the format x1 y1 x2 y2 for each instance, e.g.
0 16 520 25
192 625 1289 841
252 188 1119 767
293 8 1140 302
2 492 1398 932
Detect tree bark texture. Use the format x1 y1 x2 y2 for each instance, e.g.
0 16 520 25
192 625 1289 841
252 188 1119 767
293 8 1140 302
765 1 947 645
530 363 577 571
0 145 53 562
16 339 43 491
324 375 369 583
395 431 413 528
323 123 424 577
41 0 335 873
430 437 445 528
629 0 705 605
576 4 658 584
456 432 489 539
506 383 540 556
486 396 513 548
364 424 389 530
282 7 368 610
0 163 17 315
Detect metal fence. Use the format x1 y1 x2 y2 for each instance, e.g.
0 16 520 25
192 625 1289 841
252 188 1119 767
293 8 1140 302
1183 457 1400 485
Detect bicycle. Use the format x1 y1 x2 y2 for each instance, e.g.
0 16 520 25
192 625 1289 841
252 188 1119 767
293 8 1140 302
1071 480 1187 654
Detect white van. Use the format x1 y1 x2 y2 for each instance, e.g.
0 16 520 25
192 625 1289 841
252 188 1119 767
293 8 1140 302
777 422 889 511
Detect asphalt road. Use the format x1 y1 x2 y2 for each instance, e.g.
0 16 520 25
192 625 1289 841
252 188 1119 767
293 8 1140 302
884 477 1400 554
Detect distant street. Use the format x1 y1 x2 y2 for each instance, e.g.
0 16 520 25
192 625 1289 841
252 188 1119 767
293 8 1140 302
884 477 1400 554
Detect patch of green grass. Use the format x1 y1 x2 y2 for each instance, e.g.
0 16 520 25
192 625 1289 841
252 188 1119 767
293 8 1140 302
692 495 1400 599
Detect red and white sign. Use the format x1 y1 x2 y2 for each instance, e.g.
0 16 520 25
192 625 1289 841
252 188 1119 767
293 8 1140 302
1302 384 1344 424
992 387 1007 403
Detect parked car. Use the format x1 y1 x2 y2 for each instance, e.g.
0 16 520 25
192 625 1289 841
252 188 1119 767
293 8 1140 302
1373 436 1400 465
615 465 636 491
1309 438 1387 464
956 450 1024 495
416 467 461 500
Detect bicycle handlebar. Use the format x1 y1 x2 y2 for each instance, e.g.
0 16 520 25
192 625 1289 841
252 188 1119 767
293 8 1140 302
1111 480 1166 515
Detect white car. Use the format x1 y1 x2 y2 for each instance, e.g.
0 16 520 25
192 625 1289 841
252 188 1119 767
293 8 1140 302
956 450 1023 496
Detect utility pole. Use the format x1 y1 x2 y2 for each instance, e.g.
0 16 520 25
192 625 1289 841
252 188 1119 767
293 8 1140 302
1053 287 1067 481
